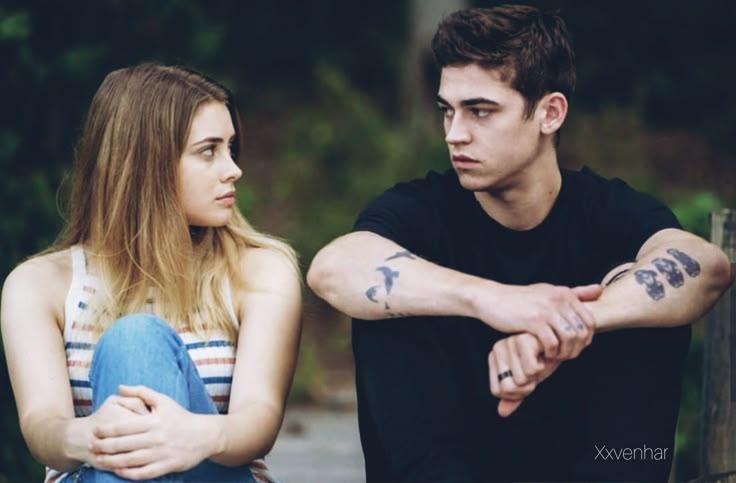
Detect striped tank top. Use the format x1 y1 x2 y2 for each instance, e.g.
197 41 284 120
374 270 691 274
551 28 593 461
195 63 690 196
45 245 275 483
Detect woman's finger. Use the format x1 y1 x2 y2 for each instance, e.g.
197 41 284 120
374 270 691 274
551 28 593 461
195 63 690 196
94 447 155 471
93 415 153 439
90 432 151 457
118 385 165 408
116 396 150 415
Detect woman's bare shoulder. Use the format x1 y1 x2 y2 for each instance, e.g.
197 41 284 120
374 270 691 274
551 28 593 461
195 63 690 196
235 247 300 292
8 249 72 283
2 249 73 325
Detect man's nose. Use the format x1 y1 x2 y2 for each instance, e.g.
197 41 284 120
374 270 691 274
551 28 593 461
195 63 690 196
445 115 471 145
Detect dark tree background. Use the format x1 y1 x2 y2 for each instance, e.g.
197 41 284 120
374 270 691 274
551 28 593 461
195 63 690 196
1 1 733 481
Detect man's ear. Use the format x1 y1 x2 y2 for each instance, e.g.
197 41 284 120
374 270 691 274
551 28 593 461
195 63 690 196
537 92 568 135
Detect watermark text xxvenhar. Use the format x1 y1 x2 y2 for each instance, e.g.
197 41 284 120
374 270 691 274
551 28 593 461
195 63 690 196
594 444 670 461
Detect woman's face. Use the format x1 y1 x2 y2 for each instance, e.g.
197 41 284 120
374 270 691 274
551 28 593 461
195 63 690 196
177 101 242 227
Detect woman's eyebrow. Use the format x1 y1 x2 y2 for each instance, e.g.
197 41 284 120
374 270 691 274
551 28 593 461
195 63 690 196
192 136 225 146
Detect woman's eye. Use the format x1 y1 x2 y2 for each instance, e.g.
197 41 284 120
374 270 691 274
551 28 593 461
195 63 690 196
201 146 216 157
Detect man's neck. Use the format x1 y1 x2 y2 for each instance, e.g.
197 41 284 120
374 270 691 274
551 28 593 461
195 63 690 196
473 153 562 231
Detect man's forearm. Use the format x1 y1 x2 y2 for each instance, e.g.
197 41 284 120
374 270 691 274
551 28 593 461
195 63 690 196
587 229 733 331
309 231 603 360
307 231 488 320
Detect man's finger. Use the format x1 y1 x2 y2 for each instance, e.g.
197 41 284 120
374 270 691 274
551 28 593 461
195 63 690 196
571 284 603 302
516 334 544 377
498 398 523 418
494 340 527 386
549 315 575 359
563 311 590 357
488 351 500 397
570 296 596 331
537 325 560 359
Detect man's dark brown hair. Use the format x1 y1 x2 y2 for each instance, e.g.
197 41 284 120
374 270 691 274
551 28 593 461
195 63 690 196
431 4 576 118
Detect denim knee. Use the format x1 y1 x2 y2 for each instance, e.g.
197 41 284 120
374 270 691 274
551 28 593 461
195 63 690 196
90 314 185 379
98 313 181 349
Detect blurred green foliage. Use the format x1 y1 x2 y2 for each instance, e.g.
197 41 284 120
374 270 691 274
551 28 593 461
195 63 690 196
288 339 323 404
672 192 724 239
1 1 734 481
276 63 447 260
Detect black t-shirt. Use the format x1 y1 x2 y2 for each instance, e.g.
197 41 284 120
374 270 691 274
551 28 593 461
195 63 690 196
352 167 691 482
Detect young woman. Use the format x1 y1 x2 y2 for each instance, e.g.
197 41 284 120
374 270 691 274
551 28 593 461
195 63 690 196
1 63 302 482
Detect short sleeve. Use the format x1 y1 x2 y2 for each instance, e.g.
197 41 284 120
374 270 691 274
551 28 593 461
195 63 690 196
353 176 439 258
606 178 681 257
579 167 681 269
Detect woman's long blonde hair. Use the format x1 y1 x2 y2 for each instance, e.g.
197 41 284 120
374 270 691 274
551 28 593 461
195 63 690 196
56 62 297 342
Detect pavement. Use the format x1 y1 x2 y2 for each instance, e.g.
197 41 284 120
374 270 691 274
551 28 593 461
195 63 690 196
267 401 365 483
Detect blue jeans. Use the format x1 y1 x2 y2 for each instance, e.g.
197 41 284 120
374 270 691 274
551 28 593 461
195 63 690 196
66 314 257 483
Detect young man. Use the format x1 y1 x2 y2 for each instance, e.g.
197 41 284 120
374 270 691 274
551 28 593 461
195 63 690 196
307 5 732 481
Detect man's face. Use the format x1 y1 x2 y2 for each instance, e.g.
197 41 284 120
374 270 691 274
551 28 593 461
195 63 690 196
437 63 547 193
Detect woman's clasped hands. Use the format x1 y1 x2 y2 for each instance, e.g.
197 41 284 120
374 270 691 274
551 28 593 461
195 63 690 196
87 385 212 480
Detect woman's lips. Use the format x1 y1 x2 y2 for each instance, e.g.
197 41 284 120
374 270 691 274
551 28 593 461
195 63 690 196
216 191 236 205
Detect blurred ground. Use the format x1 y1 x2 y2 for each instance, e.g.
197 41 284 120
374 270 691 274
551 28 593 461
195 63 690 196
267 298 365 482
268 395 364 482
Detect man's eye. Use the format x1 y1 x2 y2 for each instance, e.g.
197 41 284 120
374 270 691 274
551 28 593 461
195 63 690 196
437 105 454 118
471 108 490 118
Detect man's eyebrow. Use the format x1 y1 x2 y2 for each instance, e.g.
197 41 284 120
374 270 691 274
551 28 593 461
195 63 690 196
461 97 500 107
436 95 500 107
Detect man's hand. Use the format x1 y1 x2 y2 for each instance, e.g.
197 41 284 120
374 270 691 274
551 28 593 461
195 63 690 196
488 333 562 417
474 283 601 359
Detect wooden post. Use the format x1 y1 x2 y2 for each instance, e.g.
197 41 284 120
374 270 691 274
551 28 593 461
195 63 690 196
701 208 736 481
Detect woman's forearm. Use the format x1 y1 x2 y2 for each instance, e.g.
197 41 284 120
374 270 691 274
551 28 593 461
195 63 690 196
21 413 93 472
201 401 283 466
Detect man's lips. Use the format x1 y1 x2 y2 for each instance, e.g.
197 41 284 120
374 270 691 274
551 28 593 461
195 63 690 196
452 155 480 164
